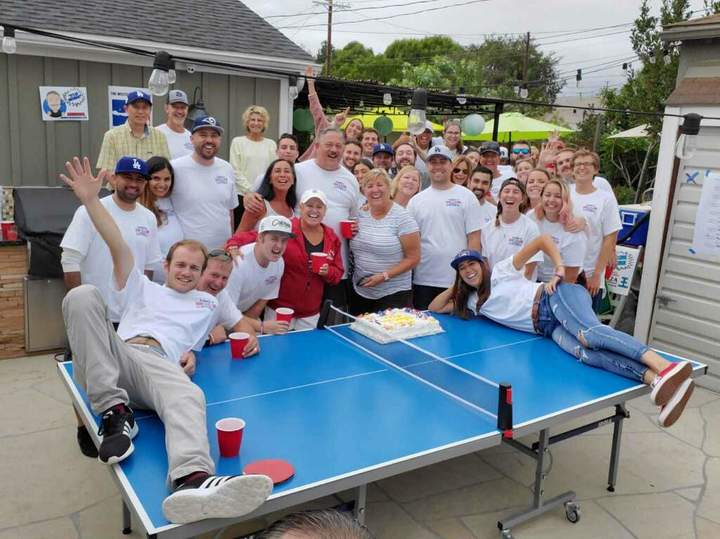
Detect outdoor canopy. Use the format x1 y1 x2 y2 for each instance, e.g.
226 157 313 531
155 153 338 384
463 111 574 142
342 111 444 133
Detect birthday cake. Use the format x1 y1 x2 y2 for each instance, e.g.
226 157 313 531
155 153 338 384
350 308 444 344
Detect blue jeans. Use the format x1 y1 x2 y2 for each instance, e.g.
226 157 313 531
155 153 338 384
537 283 649 382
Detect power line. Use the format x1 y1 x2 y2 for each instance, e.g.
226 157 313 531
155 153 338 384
265 0 439 18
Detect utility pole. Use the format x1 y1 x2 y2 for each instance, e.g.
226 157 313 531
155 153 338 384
522 31 530 85
325 0 333 75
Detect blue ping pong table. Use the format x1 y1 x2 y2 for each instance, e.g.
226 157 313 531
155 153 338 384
58 313 706 539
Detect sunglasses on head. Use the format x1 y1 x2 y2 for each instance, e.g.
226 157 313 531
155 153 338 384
512 148 530 154
208 249 232 261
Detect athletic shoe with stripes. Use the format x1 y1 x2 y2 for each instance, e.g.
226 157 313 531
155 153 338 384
97 405 138 464
658 378 695 428
650 361 692 406
162 474 273 524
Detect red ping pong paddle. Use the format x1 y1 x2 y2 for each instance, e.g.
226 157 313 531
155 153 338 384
244 459 295 485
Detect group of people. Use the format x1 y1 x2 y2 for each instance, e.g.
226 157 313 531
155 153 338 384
57 82 695 527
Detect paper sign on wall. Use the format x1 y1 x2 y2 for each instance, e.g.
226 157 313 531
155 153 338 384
606 245 640 296
39 87 88 121
108 86 151 128
690 169 720 257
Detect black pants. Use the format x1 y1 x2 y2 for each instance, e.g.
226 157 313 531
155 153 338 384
412 285 446 311
323 279 350 324
349 288 413 316
232 196 246 231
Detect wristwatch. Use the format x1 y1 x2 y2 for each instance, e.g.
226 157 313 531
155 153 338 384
382 271 390 281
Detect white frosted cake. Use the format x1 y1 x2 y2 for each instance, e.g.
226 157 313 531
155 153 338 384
350 308 444 344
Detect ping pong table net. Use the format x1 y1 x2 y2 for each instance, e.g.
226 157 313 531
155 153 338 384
320 303 514 438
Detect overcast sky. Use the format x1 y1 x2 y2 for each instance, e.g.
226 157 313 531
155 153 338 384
243 0 709 97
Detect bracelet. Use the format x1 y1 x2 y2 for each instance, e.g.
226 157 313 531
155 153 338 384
383 271 390 281
259 322 264 335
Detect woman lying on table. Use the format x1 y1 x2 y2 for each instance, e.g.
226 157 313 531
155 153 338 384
428 235 694 428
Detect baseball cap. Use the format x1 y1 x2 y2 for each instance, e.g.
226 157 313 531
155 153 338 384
480 141 501 155
499 146 509 159
426 145 453 161
258 215 295 237
126 90 152 106
300 189 328 206
114 156 149 178
167 89 189 105
191 116 224 134
372 143 394 157
450 249 486 270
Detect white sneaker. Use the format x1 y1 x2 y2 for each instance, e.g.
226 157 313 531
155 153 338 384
162 474 273 524
658 378 695 428
650 361 691 406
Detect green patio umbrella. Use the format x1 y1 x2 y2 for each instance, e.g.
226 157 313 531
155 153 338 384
342 109 444 134
464 112 574 142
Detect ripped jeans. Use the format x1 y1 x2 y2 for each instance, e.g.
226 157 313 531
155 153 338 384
537 283 649 382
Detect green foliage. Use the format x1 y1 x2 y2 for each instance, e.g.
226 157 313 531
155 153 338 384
613 184 637 205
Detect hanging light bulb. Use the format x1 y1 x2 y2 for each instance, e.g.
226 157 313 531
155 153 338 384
675 113 702 160
383 92 392 106
148 51 172 96
297 73 306 93
167 60 177 85
289 75 299 100
358 99 364 109
407 88 428 135
2 26 16 54
456 87 467 105
663 48 672 65
576 68 582 88
519 84 529 99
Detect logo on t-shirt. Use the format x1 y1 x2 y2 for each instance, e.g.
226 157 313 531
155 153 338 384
445 198 462 208
507 236 524 247
264 275 278 285
195 298 216 310
184 142 194 150
582 203 598 214
215 176 229 185
135 225 150 237
333 180 347 191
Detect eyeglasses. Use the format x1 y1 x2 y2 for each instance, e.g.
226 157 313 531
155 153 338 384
453 168 468 174
208 249 232 261
512 148 530 154
573 161 596 168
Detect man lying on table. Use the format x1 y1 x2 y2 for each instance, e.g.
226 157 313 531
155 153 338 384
60 156 272 524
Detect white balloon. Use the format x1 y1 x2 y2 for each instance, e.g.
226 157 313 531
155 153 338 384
461 114 486 136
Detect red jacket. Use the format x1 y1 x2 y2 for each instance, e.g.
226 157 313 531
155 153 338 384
225 217 344 318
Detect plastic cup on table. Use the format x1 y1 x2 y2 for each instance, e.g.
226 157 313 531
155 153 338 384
311 252 328 273
216 417 245 457
229 332 250 359
339 220 355 239
275 307 294 324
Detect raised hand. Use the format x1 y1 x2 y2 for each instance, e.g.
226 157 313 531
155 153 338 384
59 157 107 204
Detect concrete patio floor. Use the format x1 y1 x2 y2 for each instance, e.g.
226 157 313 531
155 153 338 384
1 353 718 539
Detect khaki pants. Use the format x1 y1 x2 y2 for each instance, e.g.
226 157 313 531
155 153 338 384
63 285 214 482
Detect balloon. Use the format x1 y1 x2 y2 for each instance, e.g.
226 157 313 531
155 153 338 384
373 115 393 136
461 114 486 136
292 108 314 132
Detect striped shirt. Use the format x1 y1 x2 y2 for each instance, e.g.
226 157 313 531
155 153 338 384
349 203 419 300
96 122 171 172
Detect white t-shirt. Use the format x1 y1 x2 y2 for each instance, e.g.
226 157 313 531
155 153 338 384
490 170 515 199
156 124 193 159
480 213 543 270
408 183 483 287
60 195 162 322
570 188 622 276
224 243 284 312
529 210 588 282
568 175 614 195
170 154 238 250
294 159 361 279
150 197 185 284
478 201 497 227
113 268 217 365
209 290 243 332
475 256 542 334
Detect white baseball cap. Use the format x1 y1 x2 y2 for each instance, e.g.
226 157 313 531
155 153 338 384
300 189 328 206
258 216 295 237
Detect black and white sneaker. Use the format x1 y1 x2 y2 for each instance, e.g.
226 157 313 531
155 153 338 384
162 473 273 524
77 425 99 458
97 405 138 464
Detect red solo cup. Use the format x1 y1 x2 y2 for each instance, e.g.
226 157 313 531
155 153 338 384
311 252 328 273
1 221 17 241
229 332 250 359
340 220 355 239
216 417 245 457
275 307 294 324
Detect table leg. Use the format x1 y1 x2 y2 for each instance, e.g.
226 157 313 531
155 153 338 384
122 499 132 535
607 404 627 492
354 484 367 525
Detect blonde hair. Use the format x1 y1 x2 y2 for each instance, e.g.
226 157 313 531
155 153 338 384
450 155 473 186
391 166 421 198
242 105 269 132
361 168 392 191
534 178 574 225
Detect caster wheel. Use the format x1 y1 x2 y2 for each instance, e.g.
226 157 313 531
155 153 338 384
500 529 514 539
565 502 581 524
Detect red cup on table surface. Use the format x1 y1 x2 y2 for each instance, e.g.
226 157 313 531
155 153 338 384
339 220 355 239
1 221 18 241
275 307 294 324
216 417 245 457
229 332 250 359
311 252 328 273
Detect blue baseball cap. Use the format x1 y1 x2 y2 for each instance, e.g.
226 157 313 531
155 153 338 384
372 142 394 157
126 90 152 106
191 116 224 134
451 249 486 270
426 145 453 161
114 156 149 178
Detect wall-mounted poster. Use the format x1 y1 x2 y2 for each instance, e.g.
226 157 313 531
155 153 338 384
39 87 89 121
108 86 151 128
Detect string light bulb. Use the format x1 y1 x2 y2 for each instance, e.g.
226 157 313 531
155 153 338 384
148 51 172 96
2 26 16 54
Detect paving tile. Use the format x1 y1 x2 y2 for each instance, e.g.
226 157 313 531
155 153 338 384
596 492 696 539
0 387 74 437
0 427 118 529
32 374 73 407
0 355 57 393
697 516 720 538
687 386 720 408
73 495 144 538
675 486 702 502
425 517 478 539
463 500 633 539
661 407 705 448
365 500 438 539
0 517 78 539
377 454 501 503
701 399 720 457
697 458 720 524
402 477 529 522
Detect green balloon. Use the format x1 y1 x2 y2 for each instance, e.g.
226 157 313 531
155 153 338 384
293 108 314 132
374 115 394 136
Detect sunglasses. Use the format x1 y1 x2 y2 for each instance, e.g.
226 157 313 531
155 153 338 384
512 148 530 154
453 168 468 174
208 249 232 261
